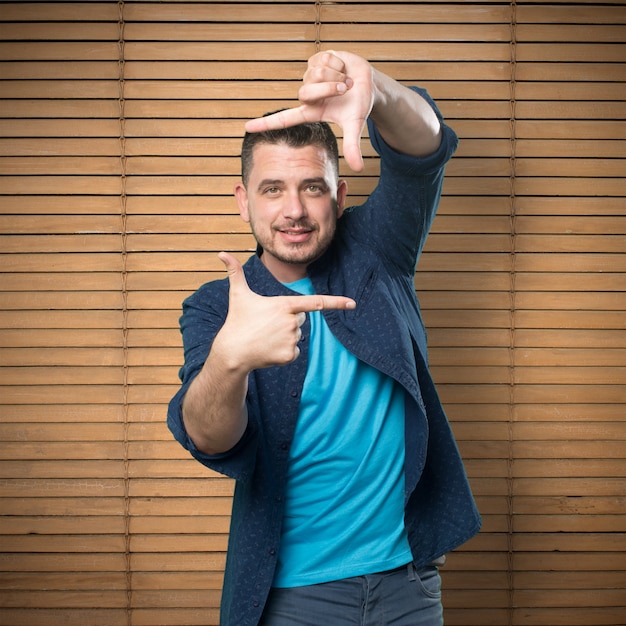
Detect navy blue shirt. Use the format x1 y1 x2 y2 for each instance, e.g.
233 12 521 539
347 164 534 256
168 87 481 626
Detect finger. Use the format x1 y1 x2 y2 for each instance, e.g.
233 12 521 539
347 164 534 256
308 49 344 72
295 311 306 327
339 118 366 172
287 294 356 313
303 64 348 87
245 107 309 133
298 81 350 106
218 251 251 297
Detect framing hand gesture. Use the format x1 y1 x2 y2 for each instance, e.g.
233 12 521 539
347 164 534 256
218 252 356 368
245 51 376 172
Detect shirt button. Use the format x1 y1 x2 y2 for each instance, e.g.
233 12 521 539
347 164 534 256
290 390 298 398
269 548 276 556
252 599 260 607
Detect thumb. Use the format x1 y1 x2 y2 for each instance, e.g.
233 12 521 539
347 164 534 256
218 251 250 297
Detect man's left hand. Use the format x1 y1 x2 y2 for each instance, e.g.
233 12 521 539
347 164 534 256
244 51 376 172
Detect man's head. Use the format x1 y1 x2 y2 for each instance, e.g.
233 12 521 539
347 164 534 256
241 116 340 188
235 117 348 283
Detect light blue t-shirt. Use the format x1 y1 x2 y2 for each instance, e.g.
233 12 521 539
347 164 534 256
273 278 412 588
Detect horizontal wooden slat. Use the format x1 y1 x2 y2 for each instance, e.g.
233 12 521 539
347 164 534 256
0 461 124 479
0 3 119 21
0 366 126 385
0 589 129 608
0 196 122 214
516 24 626 42
130 516 230 534
0 119 120 137
126 3 314 23
0 61 119 79
0 609 131 626
0 423 126 442
516 62 625 81
0 42 120 61
0 347 172 367
130 498 233 517
517 5 626 24
131 571 223 589
0 571 127 591
2 515 124 536
0 20 119 41
124 22 513 42
517 43 624 62
0 328 122 348
512 404 625 422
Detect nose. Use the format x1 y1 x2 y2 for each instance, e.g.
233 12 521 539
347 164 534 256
282 190 307 221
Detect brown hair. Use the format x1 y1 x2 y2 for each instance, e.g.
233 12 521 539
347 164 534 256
241 113 339 187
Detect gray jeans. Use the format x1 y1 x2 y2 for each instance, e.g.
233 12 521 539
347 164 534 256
259 563 444 626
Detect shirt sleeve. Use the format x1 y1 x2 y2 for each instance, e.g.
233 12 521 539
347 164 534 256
166 280 258 482
342 86 458 273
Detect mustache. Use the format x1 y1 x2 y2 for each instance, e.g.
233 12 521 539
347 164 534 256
275 219 317 230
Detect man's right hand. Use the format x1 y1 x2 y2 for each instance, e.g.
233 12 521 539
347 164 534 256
216 251 356 370
181 253 355 456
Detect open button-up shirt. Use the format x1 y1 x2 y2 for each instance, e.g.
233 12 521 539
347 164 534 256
168 88 481 626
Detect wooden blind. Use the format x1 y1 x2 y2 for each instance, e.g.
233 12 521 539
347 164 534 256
0 1 623 625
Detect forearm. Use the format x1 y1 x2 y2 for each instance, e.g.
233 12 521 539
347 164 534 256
369 69 442 158
181 337 249 456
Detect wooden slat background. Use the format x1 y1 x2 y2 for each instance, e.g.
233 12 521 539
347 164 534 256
0 1 624 625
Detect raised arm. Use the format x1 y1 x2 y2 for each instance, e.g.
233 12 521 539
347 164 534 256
245 50 442 171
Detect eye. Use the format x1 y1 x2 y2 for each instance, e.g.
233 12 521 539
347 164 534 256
263 186 280 195
305 184 324 194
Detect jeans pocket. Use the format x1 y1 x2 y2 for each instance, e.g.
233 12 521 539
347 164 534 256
412 565 442 599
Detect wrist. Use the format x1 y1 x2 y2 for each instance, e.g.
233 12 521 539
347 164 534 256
208 330 252 377
369 68 393 123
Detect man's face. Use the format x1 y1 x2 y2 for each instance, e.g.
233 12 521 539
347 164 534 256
234 142 348 283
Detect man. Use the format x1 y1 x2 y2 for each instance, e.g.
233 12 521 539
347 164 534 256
168 51 480 626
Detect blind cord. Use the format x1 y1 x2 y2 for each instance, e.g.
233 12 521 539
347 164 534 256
314 1 323 53
117 1 132 623
507 2 518 625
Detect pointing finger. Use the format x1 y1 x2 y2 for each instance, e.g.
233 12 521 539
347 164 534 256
245 107 309 133
287 294 356 313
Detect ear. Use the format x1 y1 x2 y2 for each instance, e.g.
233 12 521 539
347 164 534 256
234 182 250 222
336 179 348 218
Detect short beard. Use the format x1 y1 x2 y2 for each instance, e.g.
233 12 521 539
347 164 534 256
251 203 339 268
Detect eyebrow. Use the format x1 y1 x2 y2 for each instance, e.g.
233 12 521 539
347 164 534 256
303 177 329 187
257 179 283 190
257 177 329 190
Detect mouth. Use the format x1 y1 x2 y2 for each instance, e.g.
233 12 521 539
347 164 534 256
277 226 314 244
